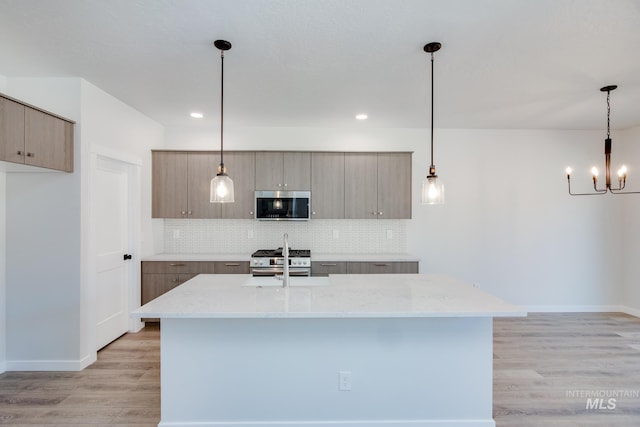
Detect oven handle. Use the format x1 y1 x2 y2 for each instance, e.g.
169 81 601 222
251 268 311 277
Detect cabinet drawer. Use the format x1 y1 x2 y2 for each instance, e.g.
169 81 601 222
141 273 197 304
142 261 215 274
213 261 249 274
347 261 418 274
311 261 348 276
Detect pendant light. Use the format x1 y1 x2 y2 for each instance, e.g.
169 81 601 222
421 42 445 205
566 85 639 196
210 39 235 203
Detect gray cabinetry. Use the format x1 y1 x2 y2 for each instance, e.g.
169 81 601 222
0 94 74 172
255 151 311 190
141 260 248 321
221 151 255 219
347 261 418 274
345 152 411 219
312 260 419 276
311 261 348 276
311 152 345 219
152 151 221 219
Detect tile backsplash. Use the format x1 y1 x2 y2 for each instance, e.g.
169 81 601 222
163 219 407 254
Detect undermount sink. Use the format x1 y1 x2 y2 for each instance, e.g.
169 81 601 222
242 276 330 288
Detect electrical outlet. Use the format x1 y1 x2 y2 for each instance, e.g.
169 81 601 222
339 371 352 391
386 230 393 240
332 229 339 239
247 229 254 239
172 229 181 239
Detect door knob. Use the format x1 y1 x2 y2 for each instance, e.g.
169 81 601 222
123 254 133 261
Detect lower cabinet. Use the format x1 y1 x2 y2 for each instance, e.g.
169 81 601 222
312 261 418 276
141 260 249 321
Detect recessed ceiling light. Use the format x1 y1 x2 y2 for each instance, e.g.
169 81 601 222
190 112 204 119
355 113 368 120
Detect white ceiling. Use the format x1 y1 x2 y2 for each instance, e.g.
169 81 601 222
1 0 639 131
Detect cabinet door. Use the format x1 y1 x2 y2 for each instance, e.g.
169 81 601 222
152 151 189 218
311 153 344 219
311 261 348 276
255 151 284 190
283 152 311 190
213 261 250 274
377 153 412 219
24 107 74 172
221 151 256 219
187 152 222 219
0 96 25 165
344 153 378 219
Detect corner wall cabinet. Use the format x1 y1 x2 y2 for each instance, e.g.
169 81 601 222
152 150 412 219
0 94 74 172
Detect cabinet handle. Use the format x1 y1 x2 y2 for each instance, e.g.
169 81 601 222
249 211 254 215
312 211 316 215
321 263 337 266
224 263 240 267
187 211 192 215
378 212 383 216
171 278 179 282
277 183 282 187
26 152 35 157
181 211 187 215
284 183 288 187
373 263 390 267
371 211 377 215
169 263 186 267
17 150 24 156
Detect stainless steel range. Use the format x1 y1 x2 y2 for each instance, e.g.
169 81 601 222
250 248 311 276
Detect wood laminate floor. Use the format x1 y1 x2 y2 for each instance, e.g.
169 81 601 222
0 313 639 426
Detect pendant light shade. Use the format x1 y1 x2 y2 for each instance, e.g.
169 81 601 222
421 42 444 205
210 39 235 203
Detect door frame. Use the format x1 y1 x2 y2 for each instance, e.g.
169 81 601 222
87 146 143 355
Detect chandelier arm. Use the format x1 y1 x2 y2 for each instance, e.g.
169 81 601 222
568 177 607 196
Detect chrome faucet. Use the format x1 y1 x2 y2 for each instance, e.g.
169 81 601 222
282 233 290 288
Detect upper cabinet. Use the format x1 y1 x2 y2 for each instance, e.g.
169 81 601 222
311 152 345 219
152 150 411 220
221 151 255 219
152 151 255 219
345 152 411 219
152 151 220 219
255 151 311 190
0 94 74 172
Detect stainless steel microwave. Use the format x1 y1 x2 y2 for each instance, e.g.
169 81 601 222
255 191 311 220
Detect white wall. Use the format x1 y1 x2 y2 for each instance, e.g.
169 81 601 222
165 125 625 310
0 74 6 372
4 78 83 370
2 77 163 370
620 126 640 314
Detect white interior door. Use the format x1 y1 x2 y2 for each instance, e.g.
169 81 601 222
94 156 132 349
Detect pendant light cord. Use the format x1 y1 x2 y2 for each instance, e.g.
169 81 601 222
220 49 225 169
606 89 611 139
430 51 435 169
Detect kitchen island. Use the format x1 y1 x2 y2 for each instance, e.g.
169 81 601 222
133 274 525 427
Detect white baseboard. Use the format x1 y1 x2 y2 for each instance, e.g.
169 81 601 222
0 360 5 374
6 352 96 372
159 420 495 427
522 305 640 318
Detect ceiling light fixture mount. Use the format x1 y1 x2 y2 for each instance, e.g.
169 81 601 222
421 42 445 205
210 39 235 203
566 85 639 196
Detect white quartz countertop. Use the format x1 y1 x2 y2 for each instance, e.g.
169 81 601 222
141 253 419 262
132 274 526 319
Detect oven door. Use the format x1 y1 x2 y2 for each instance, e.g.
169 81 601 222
251 267 311 277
